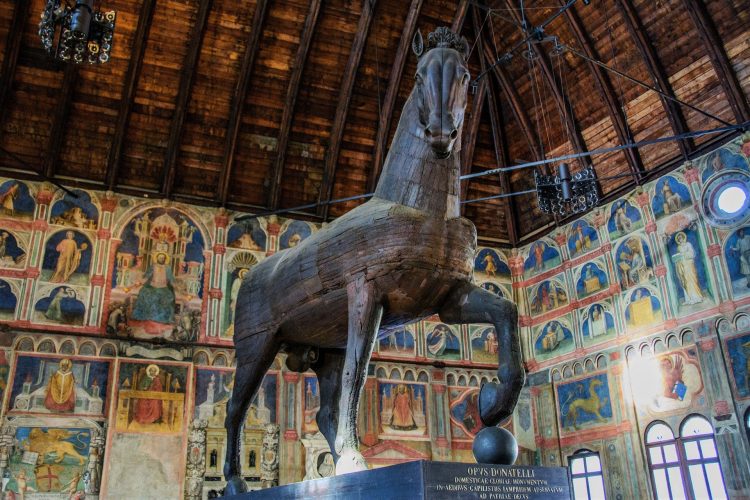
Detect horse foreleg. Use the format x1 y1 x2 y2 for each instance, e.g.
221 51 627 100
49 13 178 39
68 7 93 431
335 276 383 475
311 348 345 463
223 332 279 494
440 282 525 426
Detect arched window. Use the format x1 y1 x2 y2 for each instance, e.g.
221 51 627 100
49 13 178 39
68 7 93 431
645 421 688 499
680 415 727 500
568 449 606 500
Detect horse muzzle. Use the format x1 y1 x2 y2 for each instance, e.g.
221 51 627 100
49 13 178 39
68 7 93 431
425 129 458 159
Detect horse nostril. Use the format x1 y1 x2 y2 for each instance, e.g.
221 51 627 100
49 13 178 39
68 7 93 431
450 129 458 139
424 128 432 137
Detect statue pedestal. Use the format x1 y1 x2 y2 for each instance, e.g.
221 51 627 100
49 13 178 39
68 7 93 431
223 460 572 499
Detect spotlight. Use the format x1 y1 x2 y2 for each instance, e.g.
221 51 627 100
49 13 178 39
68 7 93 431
39 0 116 65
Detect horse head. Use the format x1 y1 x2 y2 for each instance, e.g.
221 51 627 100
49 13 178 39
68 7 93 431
412 27 470 159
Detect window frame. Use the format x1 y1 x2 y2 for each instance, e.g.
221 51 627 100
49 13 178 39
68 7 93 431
645 421 688 500
568 448 606 500
679 414 728 500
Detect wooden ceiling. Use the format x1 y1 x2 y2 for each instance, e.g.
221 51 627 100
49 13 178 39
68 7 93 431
0 0 748 245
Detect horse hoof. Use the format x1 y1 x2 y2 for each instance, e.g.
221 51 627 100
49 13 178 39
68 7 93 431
335 450 368 475
223 476 248 496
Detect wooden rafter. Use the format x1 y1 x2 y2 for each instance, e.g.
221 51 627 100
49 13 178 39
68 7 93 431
459 78 488 211
451 0 471 33
473 6 517 245
562 2 645 180
43 65 78 179
480 41 543 162
317 0 378 220
503 0 590 168
0 1 30 140
367 0 424 192
161 0 214 198
106 0 156 189
267 0 323 209
613 0 694 156
217 0 269 205
680 0 750 123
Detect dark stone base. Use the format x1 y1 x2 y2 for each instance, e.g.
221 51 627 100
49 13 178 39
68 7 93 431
223 461 571 499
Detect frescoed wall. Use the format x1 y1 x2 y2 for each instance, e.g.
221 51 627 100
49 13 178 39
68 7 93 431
0 134 747 498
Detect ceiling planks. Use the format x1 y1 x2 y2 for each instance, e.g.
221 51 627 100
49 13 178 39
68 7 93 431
161 0 214 198
317 0 378 220
43 65 78 179
0 1 30 141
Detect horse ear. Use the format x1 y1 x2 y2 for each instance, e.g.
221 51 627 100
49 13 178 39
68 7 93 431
460 36 470 60
412 30 424 58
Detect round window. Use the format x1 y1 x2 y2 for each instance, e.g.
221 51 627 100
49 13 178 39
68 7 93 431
701 170 750 228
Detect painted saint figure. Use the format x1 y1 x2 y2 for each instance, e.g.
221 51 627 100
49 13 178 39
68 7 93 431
672 232 703 305
730 228 750 288
614 205 633 234
482 253 497 276
45 287 75 322
662 182 683 214
133 364 163 424
389 384 416 430
50 231 87 283
44 358 76 412
132 252 176 324
0 182 19 216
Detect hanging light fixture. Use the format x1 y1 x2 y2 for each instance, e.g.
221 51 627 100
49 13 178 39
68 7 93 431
39 0 116 65
535 163 599 217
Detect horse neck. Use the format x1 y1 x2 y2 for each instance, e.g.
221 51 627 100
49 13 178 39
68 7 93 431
374 93 462 219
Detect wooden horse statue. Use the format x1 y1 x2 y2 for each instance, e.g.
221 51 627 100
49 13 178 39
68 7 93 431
224 27 524 494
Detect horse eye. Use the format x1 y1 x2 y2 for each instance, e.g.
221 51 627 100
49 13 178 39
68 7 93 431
462 73 469 85
414 74 422 84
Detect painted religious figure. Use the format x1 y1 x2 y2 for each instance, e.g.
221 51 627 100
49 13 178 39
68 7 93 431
725 333 750 399
557 373 613 432
42 231 91 285
0 180 35 219
568 220 599 257
479 281 505 298
529 279 568 314
6 427 92 496
0 279 18 320
110 208 205 339
607 200 643 240
470 326 499 364
700 147 749 183
227 219 267 251
50 190 98 229
302 375 320 435
222 252 258 338
8 355 109 416
425 323 461 360
194 368 276 430
379 382 427 437
624 287 662 329
652 176 691 219
523 240 561 278
279 220 313 250
474 248 510 279
668 229 709 307
726 226 750 298
34 286 86 325
0 230 26 268
581 303 616 345
646 349 705 414
534 320 575 361
378 326 416 357
615 236 653 289
115 361 187 434
576 262 608 299
449 389 483 439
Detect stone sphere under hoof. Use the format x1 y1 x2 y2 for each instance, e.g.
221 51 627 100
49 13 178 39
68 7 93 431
472 427 518 465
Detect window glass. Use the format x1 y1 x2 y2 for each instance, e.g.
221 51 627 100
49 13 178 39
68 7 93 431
586 455 602 473
570 456 585 475
588 476 605 499
649 447 664 465
652 469 669 500
699 438 717 459
573 477 588 498
647 423 675 443
667 466 687 500
569 451 605 500
705 463 728 500
663 443 678 463
683 440 700 460
688 464 709 499
681 415 713 436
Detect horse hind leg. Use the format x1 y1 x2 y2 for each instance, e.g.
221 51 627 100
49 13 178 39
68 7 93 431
311 349 345 463
223 331 279 495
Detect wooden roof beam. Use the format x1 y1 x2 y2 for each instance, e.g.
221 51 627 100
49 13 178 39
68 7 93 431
562 2 645 180
317 0 378 220
459 77 488 212
161 0 214 198
613 0 694 156
480 41 543 162
0 1 30 140
503 0 590 169
267 0 323 209
474 6 518 245
43 65 78 179
106 0 156 189
680 0 750 123
451 0 471 33
367 0 424 192
217 0 269 205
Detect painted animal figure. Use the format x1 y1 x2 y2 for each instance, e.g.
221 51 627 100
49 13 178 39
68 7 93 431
563 378 608 430
27 428 88 465
223 27 524 494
